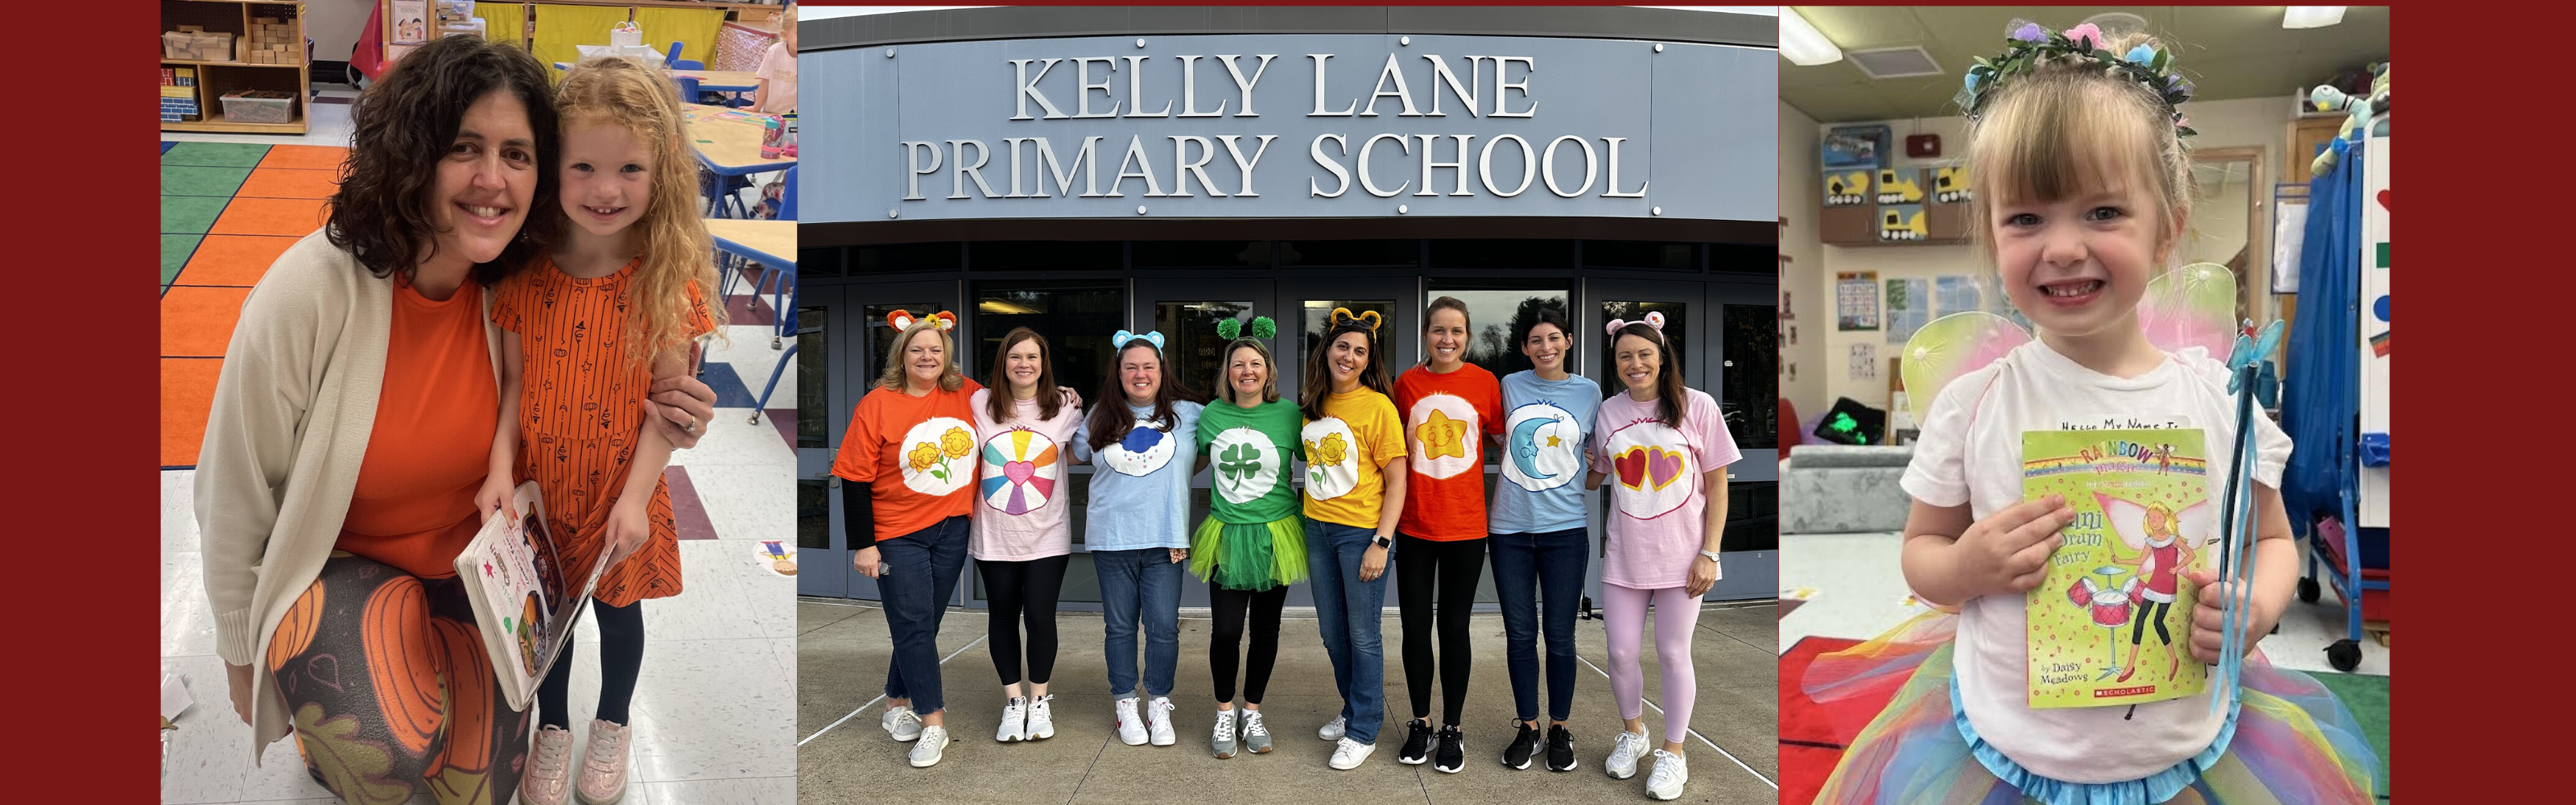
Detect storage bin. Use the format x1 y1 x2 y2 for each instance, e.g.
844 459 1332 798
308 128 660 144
221 90 297 124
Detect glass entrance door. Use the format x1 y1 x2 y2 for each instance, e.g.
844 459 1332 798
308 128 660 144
1124 279 1282 608
1707 279 1779 600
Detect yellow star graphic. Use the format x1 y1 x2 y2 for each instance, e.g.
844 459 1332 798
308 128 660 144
1545 434 1562 448
1418 409 1468 460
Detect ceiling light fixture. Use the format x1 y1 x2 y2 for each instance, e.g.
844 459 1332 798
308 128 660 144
1779 8 1843 66
2282 6 2347 29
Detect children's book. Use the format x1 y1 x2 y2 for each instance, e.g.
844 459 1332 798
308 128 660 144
2021 429 2213 708
452 481 609 711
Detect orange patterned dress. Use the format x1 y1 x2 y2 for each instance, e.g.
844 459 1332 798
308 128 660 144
492 256 714 606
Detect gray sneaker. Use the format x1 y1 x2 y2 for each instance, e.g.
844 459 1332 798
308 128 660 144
1240 709 1274 754
1212 708 1239 759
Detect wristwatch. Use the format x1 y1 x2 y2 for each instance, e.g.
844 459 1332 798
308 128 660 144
1374 535 1394 549
1699 550 1722 563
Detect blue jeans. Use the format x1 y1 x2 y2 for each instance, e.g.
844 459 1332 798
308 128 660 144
1488 526 1590 723
879 515 970 716
1305 518 1389 745
1093 547 1183 699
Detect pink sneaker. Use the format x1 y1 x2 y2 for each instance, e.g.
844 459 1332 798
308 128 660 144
574 720 633 804
521 725 574 805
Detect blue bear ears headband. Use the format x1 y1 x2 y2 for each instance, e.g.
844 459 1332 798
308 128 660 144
1112 329 1166 350
1215 316 1277 341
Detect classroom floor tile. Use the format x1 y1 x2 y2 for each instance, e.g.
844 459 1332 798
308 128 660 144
255 144 351 171
163 166 254 198
162 142 270 167
235 167 341 199
160 287 252 357
163 196 229 235
162 358 221 469
175 235 300 287
163 235 201 287
209 197 330 237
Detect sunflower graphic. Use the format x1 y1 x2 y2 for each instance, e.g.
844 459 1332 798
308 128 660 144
1305 433 1349 485
908 443 942 471
941 427 973 459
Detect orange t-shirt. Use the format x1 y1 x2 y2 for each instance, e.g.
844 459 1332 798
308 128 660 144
335 276 497 578
492 257 716 606
833 378 985 540
1393 363 1505 540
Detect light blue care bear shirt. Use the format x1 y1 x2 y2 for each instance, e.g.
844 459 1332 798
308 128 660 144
1072 400 1204 551
1488 370 1600 535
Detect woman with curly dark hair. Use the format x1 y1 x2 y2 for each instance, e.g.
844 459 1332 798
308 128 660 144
192 35 716 804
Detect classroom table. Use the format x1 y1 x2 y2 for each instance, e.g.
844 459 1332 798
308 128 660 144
705 219 793 270
555 62 760 93
682 104 795 177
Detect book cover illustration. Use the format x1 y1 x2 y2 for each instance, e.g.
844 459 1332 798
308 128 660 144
2021 428 2214 708
455 481 610 709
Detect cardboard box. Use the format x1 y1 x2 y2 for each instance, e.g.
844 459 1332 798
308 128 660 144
163 31 234 61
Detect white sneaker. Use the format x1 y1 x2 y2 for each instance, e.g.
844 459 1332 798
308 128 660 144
908 725 951 768
1317 715 1347 741
1114 697 1149 745
1146 696 1177 746
1604 729 1649 779
1212 708 1238 759
881 706 923 742
1645 749 1688 800
1328 737 1376 770
1026 695 1056 740
996 697 1027 742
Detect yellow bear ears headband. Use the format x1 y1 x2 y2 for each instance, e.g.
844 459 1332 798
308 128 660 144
1329 308 1384 332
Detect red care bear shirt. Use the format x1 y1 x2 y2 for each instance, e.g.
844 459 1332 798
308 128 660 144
1393 363 1505 540
832 378 985 540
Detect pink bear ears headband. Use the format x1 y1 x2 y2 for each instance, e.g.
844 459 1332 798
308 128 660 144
1605 311 1666 336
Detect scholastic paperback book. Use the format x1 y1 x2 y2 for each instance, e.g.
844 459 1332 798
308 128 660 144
453 481 610 711
2021 429 2214 708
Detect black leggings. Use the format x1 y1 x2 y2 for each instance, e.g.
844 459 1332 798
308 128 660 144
1209 577 1288 704
539 598 645 729
2132 598 2174 645
1397 533 1487 724
977 555 1069 686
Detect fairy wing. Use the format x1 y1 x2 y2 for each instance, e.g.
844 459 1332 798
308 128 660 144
2097 492 2153 551
2137 262 2239 357
1898 312 2032 427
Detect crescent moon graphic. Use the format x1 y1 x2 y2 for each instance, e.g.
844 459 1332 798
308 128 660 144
1510 415 1558 481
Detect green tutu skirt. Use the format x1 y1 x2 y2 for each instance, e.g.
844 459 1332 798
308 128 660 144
1188 514 1308 592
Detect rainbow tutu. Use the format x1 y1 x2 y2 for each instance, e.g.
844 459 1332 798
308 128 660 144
1803 612 2379 805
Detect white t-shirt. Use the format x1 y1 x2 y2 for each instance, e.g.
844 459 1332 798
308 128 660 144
1899 340 2290 784
755 41 797 112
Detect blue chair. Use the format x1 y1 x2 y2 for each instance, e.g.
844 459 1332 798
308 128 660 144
777 165 798 221
673 59 704 71
664 40 683 68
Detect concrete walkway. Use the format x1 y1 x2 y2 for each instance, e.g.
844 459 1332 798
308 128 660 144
796 599 1777 805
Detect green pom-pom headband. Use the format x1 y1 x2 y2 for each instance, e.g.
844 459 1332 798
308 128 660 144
1215 316 1277 341
1958 20 2197 138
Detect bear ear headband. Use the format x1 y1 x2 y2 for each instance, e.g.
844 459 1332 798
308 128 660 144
1329 308 1383 332
1215 316 1277 341
886 310 957 332
1604 311 1666 336
1113 329 1167 350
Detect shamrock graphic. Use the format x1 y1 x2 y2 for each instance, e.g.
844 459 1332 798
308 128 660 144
1219 441 1262 491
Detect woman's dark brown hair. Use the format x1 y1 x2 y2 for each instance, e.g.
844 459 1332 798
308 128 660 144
1299 321 1394 421
985 327 1063 423
1612 323 1688 428
1087 340 1208 453
327 35 559 287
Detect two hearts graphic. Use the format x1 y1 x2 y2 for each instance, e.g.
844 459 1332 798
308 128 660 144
1613 446 1683 492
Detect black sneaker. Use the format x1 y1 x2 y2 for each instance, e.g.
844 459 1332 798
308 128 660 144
1501 721 1542 770
1397 718 1434 765
1545 724 1578 772
1433 724 1466 774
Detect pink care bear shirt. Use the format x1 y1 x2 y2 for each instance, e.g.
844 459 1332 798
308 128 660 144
966 388 1084 562
1591 386 1739 589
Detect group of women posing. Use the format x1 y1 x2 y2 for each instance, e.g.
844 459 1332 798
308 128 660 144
835 298 1738 801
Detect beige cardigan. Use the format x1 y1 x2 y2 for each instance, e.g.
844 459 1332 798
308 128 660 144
195 230 504 761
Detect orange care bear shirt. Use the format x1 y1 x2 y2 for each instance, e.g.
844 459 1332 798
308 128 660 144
1393 363 1505 540
833 378 987 540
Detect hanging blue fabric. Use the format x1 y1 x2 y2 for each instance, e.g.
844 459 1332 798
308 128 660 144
2280 137 2363 525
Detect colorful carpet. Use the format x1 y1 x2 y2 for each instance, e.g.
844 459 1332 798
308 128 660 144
162 142 349 468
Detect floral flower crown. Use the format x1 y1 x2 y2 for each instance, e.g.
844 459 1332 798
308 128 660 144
1958 21 2197 138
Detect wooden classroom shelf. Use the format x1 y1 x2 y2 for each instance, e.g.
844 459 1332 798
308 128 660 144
162 0 312 136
